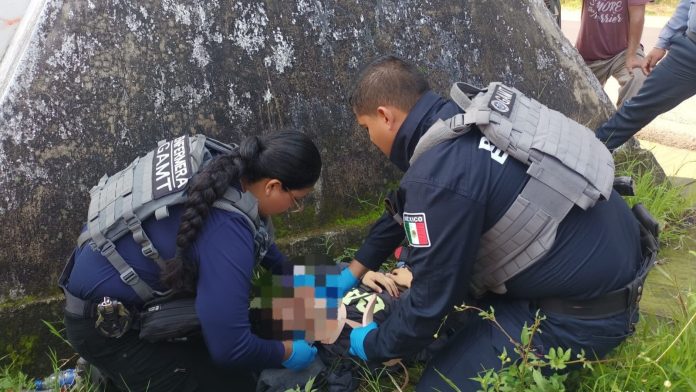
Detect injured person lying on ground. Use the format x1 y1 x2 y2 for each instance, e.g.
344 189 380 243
253 249 461 391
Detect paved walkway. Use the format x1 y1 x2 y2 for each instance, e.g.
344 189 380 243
638 141 696 179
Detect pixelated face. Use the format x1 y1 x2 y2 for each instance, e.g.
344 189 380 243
250 264 343 342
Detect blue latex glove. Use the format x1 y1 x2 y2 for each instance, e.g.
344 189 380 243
282 340 317 371
348 322 377 361
337 267 359 297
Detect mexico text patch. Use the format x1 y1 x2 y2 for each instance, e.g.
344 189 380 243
403 212 431 247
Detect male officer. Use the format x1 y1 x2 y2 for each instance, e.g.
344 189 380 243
336 55 646 390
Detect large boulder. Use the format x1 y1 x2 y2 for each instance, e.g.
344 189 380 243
0 0 613 303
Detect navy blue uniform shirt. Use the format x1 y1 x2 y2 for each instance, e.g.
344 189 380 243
355 91 642 361
66 204 287 369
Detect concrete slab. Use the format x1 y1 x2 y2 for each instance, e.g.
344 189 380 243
637 140 696 179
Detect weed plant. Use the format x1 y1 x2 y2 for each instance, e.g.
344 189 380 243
0 320 105 392
0 358 32 391
615 152 695 246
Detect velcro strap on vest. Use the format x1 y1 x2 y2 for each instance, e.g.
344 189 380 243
410 119 473 165
155 206 170 220
213 188 272 261
101 242 155 302
464 110 491 127
471 176 574 296
449 81 483 109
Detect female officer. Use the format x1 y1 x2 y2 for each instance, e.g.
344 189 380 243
62 131 322 391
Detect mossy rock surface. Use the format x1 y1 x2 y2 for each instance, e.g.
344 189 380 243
0 0 615 302
0 296 71 377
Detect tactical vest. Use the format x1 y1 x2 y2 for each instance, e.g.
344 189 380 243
76 134 273 302
410 82 614 297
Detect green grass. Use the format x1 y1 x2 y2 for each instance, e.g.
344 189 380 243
0 320 108 392
0 358 33 391
569 280 696 391
615 151 696 247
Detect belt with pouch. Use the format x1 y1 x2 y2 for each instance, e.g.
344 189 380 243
536 278 643 320
64 291 140 339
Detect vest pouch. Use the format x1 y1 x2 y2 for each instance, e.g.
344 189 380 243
632 203 659 267
138 295 200 343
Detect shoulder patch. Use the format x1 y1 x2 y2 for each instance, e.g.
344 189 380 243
403 212 431 248
488 84 516 118
152 135 193 199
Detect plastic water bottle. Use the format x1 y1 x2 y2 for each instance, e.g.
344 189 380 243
34 368 77 391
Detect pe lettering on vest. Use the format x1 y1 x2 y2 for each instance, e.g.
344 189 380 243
152 135 192 199
488 84 516 118
403 212 431 248
479 136 509 164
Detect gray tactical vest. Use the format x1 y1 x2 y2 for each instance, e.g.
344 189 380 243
77 134 272 302
411 82 614 297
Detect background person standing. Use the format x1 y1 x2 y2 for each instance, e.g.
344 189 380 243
576 0 650 107
596 0 696 151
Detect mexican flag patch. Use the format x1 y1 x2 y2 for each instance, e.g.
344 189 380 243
403 212 431 247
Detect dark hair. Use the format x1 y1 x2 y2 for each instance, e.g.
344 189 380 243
162 131 321 293
349 55 430 116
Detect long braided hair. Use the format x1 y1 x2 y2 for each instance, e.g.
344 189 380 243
162 131 321 293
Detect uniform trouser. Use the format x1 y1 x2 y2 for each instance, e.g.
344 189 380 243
64 313 257 392
596 33 696 151
416 297 637 391
586 47 647 108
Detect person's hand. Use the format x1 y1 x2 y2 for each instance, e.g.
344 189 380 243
337 267 359 297
642 47 667 75
386 267 413 289
625 54 646 76
361 271 400 297
348 322 377 361
282 340 317 371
